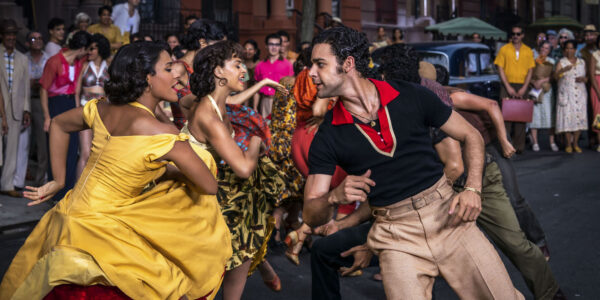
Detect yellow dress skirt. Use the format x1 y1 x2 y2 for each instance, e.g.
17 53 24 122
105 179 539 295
0 99 232 300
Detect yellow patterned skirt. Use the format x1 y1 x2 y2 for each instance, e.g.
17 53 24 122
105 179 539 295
217 156 286 273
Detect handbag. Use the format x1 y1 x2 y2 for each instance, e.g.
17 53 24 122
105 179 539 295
502 98 534 123
593 114 600 131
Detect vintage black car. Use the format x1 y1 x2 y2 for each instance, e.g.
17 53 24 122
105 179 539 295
372 41 501 100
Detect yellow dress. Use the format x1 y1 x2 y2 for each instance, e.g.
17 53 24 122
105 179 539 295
0 99 232 300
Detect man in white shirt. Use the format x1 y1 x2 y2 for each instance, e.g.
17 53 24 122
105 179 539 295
112 0 141 35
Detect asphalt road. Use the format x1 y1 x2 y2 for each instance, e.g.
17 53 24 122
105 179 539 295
1 146 599 299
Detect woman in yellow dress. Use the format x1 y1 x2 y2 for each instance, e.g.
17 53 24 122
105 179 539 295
0 42 231 300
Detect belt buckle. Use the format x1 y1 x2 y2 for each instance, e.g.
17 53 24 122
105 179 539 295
412 197 426 210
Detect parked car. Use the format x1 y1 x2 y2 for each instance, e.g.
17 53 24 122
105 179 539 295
372 41 501 100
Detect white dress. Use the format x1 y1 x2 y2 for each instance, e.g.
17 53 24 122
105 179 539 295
556 58 588 133
530 57 555 129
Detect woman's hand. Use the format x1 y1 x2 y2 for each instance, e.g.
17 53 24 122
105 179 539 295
560 64 573 73
23 181 64 206
43 117 51 132
575 76 587 83
261 78 289 96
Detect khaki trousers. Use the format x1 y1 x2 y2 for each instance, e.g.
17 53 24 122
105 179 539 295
367 176 524 300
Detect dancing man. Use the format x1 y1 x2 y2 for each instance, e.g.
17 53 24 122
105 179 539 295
303 26 523 299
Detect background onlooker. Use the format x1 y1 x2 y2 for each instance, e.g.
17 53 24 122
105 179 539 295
183 15 197 34
254 33 293 117
553 28 575 61
494 24 535 153
39 31 91 201
532 32 546 57
391 28 404 44
25 31 50 186
111 0 141 39
555 39 588 153
66 12 91 44
165 33 180 50
88 6 124 53
529 41 558 152
588 36 600 152
243 39 260 88
75 33 111 178
579 25 599 149
372 26 391 49
278 30 297 63
0 19 31 197
45 18 65 57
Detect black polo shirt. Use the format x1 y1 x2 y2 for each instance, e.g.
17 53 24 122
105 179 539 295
308 79 452 207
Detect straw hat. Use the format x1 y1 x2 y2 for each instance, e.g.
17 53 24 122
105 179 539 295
583 24 598 33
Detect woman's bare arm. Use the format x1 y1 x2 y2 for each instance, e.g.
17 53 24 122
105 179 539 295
196 107 262 178
226 78 288 105
450 91 515 158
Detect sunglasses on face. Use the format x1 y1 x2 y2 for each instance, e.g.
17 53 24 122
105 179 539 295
511 32 523 36
559 36 568 39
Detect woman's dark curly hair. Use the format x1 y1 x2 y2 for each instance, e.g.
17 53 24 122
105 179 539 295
293 46 312 76
312 27 371 78
105 42 168 104
190 40 244 99
377 43 421 84
90 33 111 60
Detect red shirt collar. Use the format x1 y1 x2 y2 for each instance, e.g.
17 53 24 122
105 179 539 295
332 79 400 125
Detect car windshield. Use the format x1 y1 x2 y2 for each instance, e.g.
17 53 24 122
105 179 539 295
461 49 495 76
419 51 449 71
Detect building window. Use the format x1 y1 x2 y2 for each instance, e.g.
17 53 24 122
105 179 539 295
376 0 397 24
332 0 341 18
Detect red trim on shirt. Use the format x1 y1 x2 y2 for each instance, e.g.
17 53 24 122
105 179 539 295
331 79 399 153
332 79 399 125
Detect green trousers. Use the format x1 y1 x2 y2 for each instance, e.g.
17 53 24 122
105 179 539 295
465 162 559 299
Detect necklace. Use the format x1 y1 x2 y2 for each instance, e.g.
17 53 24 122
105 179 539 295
345 107 378 127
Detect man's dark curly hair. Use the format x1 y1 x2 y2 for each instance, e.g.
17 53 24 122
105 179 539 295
105 42 168 105
181 19 208 50
312 27 370 78
90 33 111 60
68 31 92 50
377 44 421 84
190 40 244 99
434 64 449 86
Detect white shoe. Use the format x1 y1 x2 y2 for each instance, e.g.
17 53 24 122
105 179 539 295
532 144 540 152
550 143 559 152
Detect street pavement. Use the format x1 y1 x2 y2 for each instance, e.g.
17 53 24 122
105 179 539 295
1 145 599 299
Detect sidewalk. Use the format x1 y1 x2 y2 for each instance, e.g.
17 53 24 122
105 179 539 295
0 193 53 231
